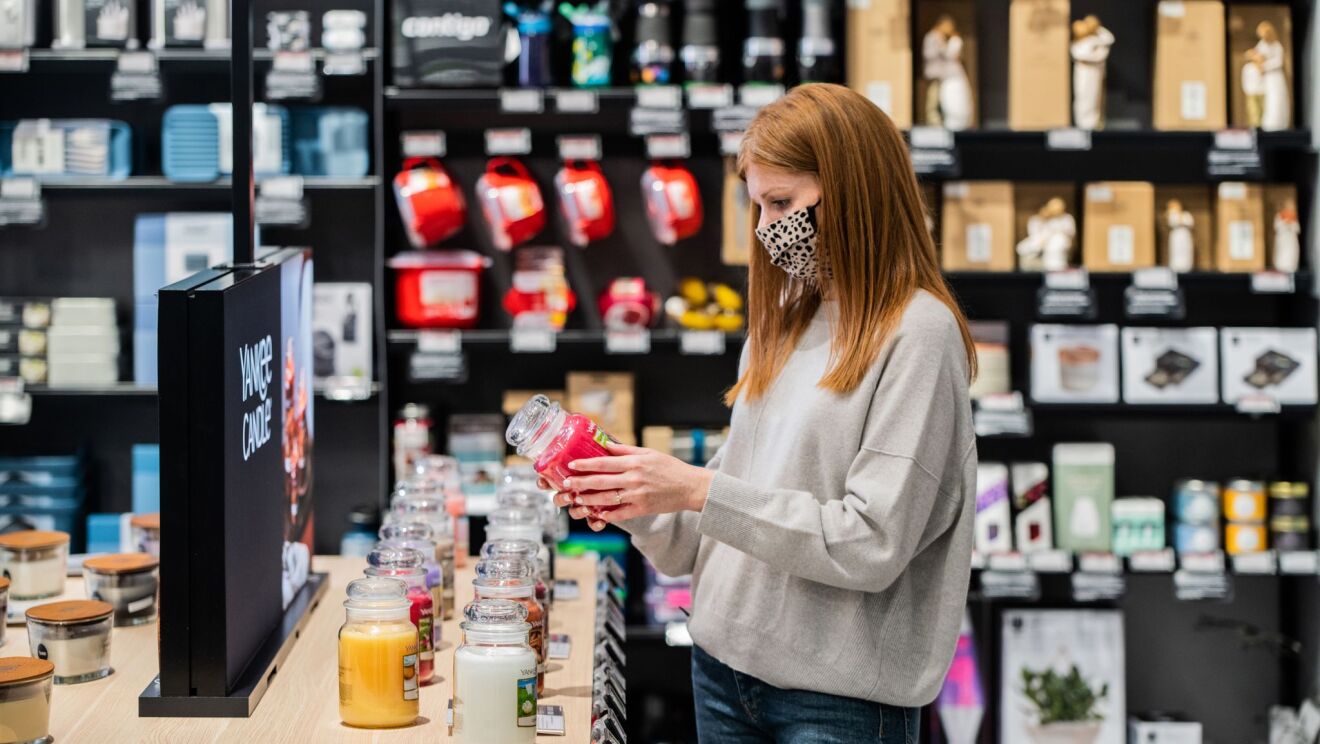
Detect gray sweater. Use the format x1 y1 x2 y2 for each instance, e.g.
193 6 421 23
624 290 977 707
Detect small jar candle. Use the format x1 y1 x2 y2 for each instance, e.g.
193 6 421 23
25 600 113 684
130 513 161 558
473 558 546 694
453 599 538 744
1224 479 1267 522
486 508 552 584
377 531 442 648
390 488 456 619
83 553 160 627
0 657 55 744
506 394 617 490
0 531 70 601
364 547 434 685
338 577 420 729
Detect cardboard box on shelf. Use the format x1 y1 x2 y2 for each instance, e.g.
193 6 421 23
1014 182 1078 270
847 0 913 128
1154 185 1215 270
567 372 636 445
1052 443 1117 553
915 0 978 128
1264 183 1299 270
1153 0 1227 130
1227 3 1293 129
1215 181 1266 271
1008 0 1071 130
1082 182 1156 272
942 181 1015 271
722 158 752 266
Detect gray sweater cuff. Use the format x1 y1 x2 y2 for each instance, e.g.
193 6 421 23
696 471 773 553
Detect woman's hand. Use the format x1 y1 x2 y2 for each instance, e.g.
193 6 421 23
548 443 715 531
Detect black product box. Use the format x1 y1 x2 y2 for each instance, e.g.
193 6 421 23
392 0 505 87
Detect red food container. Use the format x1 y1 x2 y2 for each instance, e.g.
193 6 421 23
388 250 489 329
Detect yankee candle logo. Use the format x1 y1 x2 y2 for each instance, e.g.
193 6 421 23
239 335 275 461
400 13 492 40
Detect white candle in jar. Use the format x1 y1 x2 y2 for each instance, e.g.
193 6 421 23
5 556 66 600
34 634 111 681
0 658 54 744
26 600 114 684
453 645 538 744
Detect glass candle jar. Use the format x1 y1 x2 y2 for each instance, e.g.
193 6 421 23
391 488 456 619
364 547 434 685
0 531 70 601
473 558 545 694
338 577 420 729
411 453 470 566
83 553 159 627
506 394 617 490
453 598 538 744
25 600 113 684
480 538 551 621
0 578 8 647
377 532 442 647
486 508 552 582
496 485 560 584
0 657 55 744
130 513 161 558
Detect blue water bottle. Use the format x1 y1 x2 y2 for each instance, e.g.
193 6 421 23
506 2 554 87
560 2 613 88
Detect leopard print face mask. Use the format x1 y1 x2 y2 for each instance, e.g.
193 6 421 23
755 204 829 281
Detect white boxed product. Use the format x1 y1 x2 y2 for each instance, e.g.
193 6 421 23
46 325 120 356
1016 498 1054 553
1120 327 1219 404
47 353 118 387
1030 325 1121 403
1128 717 1202 743
51 298 116 327
1220 327 1318 405
975 463 1013 555
312 283 373 383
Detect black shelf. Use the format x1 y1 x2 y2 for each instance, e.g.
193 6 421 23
34 176 379 191
946 269 1313 291
1027 402 1314 418
25 382 381 399
26 47 379 70
387 328 746 349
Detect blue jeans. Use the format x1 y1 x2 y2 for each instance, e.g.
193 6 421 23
691 645 920 744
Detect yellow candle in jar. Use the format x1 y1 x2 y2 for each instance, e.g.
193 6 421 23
338 619 420 727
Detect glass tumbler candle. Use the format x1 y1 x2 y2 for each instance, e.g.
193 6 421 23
130 513 161 558
25 600 113 684
83 553 160 627
474 557 546 694
364 547 434 685
506 394 617 490
0 531 70 601
391 487 456 619
453 598 538 744
0 657 55 744
338 577 421 729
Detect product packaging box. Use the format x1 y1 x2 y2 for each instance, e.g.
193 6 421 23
1216 182 1267 271
916 0 978 128
1153 0 1227 130
392 0 504 87
969 321 1011 399
1083 182 1156 272
1053 442 1115 553
1264 183 1299 270
722 158 752 266
1008 0 1071 130
942 182 1016 271
448 413 505 517
1112 497 1166 555
567 372 636 445
311 283 373 385
1220 327 1318 405
1014 182 1078 271
1121 327 1220 404
975 463 1013 554
1012 461 1053 552
1155 185 1215 270
847 0 913 128
1128 717 1203 744
1030 324 1120 403
1227 4 1293 129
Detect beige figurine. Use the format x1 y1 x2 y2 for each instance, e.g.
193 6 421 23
1165 199 1195 273
1070 15 1114 130
1273 198 1300 273
1016 198 1076 271
1243 21 1289 131
922 14 972 131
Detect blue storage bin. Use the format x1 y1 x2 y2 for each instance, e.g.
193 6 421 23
0 455 83 489
0 486 85 547
86 513 124 554
0 119 132 181
132 444 160 514
291 107 370 177
163 104 291 182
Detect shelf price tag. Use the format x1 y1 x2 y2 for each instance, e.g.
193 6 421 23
1079 552 1122 575
0 178 43 227
0 377 31 426
0 50 29 73
547 633 571 660
1279 550 1320 575
719 131 745 156
1214 129 1257 150
255 176 307 226
500 88 545 113
1027 550 1073 574
1180 551 1226 574
408 352 468 383
485 128 533 156
266 51 320 100
1128 548 1176 573
680 330 726 355
739 84 785 108
1234 393 1281 416
712 105 758 133
1046 127 1092 150
986 552 1027 572
605 329 650 354
401 131 446 158
973 392 1033 438
1232 551 1277 575
1251 270 1295 294
646 133 690 160
909 126 955 150
417 330 461 354
111 51 162 101
1038 270 1096 319
553 89 598 113
1174 569 1233 602
536 704 566 736
1133 267 1177 289
553 578 580 600
630 108 687 137
510 328 556 353
687 84 733 109
980 570 1040 601
1071 571 1125 602
557 135 602 161
635 85 682 109
1124 286 1185 320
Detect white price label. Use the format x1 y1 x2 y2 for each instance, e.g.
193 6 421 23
1128 549 1176 572
557 135 601 161
485 128 533 156
1219 181 1248 200
1079 552 1121 574
1279 551 1320 575
1047 128 1091 150
401 131 446 158
0 51 28 73
943 182 969 199
910 126 955 150
636 85 682 109
1181 81 1207 121
719 131 744 156
739 84 785 108
605 329 650 354
1087 184 1114 203
554 89 598 113
1214 130 1256 151
1251 270 1294 294
1045 269 1089 290
510 328 556 353
1159 1 1187 17
1027 550 1073 573
865 81 893 114
500 88 545 113
1 178 39 200
1232 551 1276 575
970 550 986 570
537 704 566 736
273 51 314 72
117 50 158 74
1235 393 1281 415
418 330 461 354
1228 220 1255 261
553 579 580 600
1180 551 1226 574
987 552 1027 572
1133 267 1177 290
1107 225 1135 266
687 84 733 109
259 175 304 200
646 133 690 160
965 223 993 264
547 633 571 659
680 330 726 355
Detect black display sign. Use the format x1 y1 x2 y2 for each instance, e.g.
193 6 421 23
392 0 503 87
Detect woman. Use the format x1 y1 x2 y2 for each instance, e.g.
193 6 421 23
554 83 978 742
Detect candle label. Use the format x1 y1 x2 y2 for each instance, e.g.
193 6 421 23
403 651 419 701
417 616 434 662
517 675 537 727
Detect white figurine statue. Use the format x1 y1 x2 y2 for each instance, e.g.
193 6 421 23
1070 16 1114 131
1247 21 1289 131
1165 199 1195 273
922 15 972 131
1241 48 1265 128
1016 198 1076 272
1273 199 1300 273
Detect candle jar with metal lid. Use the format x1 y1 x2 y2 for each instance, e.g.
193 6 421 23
474 557 545 694
83 553 159 627
338 577 420 729
0 531 70 601
130 513 161 558
390 488 456 619
0 657 55 744
25 600 113 684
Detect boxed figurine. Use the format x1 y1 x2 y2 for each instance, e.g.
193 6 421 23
1153 0 1228 130
847 0 913 127
1008 0 1071 130
1121 327 1220 404
1082 182 1156 272
942 181 1015 271
1216 182 1267 272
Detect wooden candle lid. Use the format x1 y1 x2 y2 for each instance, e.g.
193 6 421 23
0 530 70 550
0 657 55 686
26 600 114 625
130 513 160 530
0 577 9 591
84 553 159 575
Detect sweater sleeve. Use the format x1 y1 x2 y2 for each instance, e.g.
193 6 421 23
618 443 726 579
695 317 972 593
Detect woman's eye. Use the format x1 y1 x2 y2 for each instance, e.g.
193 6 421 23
771 199 791 209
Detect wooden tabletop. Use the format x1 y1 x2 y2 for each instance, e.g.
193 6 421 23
1 555 599 743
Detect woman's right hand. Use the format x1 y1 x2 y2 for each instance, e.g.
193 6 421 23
546 477 610 530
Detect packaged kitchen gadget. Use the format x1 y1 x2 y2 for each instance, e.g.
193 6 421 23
0 658 54 744
506 393 618 490
1030 324 1121 404
503 247 576 330
364 547 435 684
82 553 159 627
642 162 703 244
25 600 113 684
452 598 538 744
0 531 69 600
473 557 546 693
337 576 420 728
555 160 616 247
598 278 660 331
477 158 546 251
393 157 467 248
388 250 488 329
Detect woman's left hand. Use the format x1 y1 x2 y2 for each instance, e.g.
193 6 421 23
551 443 715 531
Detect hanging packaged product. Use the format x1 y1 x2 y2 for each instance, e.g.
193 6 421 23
392 0 504 87
0 531 70 601
680 0 719 84
82 553 159 627
477 158 546 251
453 598 538 744
598 278 660 331
555 160 615 247
393 157 467 248
507 2 554 86
631 1 674 84
364 547 435 684
389 490 457 619
664 278 744 331
474 558 546 693
388 250 489 329
503 247 577 330
0 658 54 744
560 3 613 87
25 600 113 684
642 162 703 244
506 393 617 490
338 577 421 729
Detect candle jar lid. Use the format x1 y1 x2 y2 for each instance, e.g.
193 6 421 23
380 538 437 563
496 486 544 511
0 530 70 550
462 598 529 629
502 464 539 486
473 558 536 594
487 507 541 530
26 600 114 625
0 657 54 687
366 546 426 572
505 394 560 456
479 539 542 562
130 513 161 530
378 520 434 543
0 577 9 592
344 576 410 609
83 553 159 575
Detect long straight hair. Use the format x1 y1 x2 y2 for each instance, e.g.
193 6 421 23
727 83 977 405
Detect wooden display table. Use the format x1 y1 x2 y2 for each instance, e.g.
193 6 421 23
3 555 598 743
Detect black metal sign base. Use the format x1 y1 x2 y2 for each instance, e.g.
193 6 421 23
139 572 329 718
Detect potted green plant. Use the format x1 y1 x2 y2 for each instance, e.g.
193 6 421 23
1020 665 1109 743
